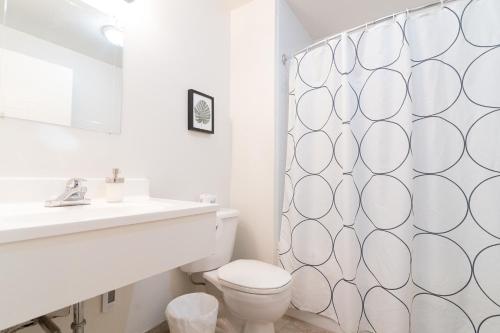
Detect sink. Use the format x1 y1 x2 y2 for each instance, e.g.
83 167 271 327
0 178 217 330
0 197 212 244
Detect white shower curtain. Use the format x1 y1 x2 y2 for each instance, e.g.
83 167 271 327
279 0 500 332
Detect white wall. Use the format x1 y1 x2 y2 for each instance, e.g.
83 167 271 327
276 0 312 240
228 0 312 265
229 0 277 264
0 0 231 332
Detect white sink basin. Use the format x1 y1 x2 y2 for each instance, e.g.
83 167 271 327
0 197 214 244
0 178 218 331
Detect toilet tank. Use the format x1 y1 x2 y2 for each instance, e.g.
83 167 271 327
180 208 239 273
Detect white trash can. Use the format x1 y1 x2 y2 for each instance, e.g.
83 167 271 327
165 292 219 333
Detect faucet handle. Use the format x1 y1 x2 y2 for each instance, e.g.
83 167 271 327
66 178 87 189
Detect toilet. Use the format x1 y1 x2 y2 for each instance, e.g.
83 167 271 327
180 209 292 333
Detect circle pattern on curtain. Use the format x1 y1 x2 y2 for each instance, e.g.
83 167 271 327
279 0 500 332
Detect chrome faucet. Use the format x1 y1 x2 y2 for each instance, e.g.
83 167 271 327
45 178 91 207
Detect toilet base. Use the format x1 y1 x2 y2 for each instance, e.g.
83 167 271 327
243 322 274 333
202 267 290 333
216 308 275 333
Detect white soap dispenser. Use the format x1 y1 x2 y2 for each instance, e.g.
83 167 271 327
105 168 125 203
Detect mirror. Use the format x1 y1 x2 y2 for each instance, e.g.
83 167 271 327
0 0 124 133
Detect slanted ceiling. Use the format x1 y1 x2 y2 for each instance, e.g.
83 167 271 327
286 0 432 40
225 0 253 9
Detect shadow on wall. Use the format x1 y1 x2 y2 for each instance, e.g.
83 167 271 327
233 216 261 261
18 288 134 333
16 270 192 333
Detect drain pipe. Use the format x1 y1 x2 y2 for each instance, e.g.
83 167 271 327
1 304 85 333
71 303 86 333
37 316 61 333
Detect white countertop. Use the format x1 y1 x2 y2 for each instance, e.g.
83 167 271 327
0 197 218 245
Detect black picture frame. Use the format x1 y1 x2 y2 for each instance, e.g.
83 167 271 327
188 89 214 134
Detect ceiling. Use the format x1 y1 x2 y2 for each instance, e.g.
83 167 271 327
286 0 432 40
224 0 252 10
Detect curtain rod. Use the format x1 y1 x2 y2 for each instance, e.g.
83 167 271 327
286 0 459 60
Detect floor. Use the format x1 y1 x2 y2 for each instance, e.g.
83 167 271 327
275 316 333 333
148 316 333 333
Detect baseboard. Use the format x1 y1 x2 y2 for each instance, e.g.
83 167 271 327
144 321 169 333
286 309 341 332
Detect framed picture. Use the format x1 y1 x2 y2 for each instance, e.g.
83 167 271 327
188 89 214 134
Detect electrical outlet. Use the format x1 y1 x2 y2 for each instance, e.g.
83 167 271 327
101 290 116 313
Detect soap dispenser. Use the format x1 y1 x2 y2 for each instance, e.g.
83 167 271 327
105 168 125 202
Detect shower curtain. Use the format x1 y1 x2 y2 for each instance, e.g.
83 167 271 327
279 0 500 332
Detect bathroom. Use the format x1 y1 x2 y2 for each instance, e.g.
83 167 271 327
0 0 498 332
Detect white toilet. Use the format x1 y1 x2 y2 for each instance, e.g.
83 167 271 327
180 209 292 333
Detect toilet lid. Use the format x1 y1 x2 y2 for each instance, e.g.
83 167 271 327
218 260 292 295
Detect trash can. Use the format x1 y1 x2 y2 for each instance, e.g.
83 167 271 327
165 292 219 333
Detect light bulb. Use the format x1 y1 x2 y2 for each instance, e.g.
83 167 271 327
102 25 124 47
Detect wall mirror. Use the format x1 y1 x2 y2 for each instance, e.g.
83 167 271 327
0 0 124 133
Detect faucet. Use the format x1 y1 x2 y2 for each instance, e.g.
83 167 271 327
45 178 91 207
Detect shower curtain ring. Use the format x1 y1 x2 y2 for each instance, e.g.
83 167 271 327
281 54 288 65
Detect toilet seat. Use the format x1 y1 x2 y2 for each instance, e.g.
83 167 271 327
217 259 292 295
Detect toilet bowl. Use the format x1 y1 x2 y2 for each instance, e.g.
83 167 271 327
180 209 292 333
204 260 292 333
